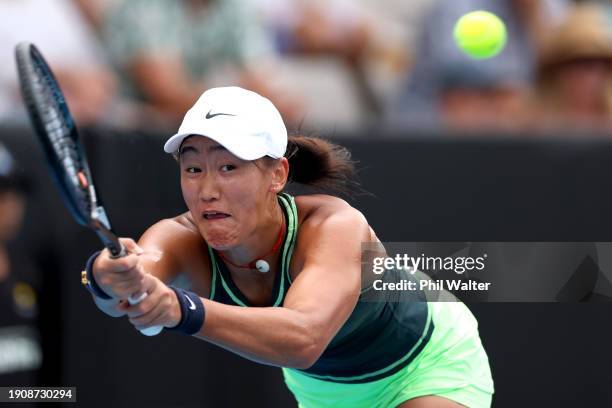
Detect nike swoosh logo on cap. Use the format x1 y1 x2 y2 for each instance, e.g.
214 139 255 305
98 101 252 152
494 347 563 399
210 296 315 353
185 294 196 310
206 110 236 119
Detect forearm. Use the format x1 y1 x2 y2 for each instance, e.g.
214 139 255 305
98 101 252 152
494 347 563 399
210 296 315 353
195 299 322 369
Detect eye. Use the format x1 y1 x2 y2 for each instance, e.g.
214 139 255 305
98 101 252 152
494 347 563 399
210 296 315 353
184 167 201 174
220 164 236 172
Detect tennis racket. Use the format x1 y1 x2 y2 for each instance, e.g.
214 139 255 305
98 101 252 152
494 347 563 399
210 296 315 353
15 42 162 336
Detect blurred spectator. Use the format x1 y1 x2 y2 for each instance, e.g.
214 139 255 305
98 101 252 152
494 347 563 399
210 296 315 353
255 0 411 130
0 0 117 126
72 0 120 33
258 0 371 64
387 0 568 132
437 65 531 132
0 144 41 389
354 0 437 104
532 3 612 132
102 0 300 125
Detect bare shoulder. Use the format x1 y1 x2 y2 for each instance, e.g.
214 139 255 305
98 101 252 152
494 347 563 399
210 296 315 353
294 194 368 229
291 195 371 270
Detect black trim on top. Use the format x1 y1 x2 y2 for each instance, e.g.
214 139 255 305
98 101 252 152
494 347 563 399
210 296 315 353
297 318 435 384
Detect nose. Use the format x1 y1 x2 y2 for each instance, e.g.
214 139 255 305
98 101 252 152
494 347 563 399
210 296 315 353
198 173 220 202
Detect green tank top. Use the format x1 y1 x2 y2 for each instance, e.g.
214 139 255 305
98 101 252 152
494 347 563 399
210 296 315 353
207 193 433 383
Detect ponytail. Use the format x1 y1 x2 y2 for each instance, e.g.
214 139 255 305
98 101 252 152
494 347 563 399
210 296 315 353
283 135 357 195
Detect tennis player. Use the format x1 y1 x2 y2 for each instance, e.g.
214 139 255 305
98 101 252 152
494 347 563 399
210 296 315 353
84 87 494 408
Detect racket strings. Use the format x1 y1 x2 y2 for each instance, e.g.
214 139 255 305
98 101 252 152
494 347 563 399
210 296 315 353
29 55 92 213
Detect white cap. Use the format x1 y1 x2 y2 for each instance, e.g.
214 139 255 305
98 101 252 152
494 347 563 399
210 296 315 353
164 87 288 160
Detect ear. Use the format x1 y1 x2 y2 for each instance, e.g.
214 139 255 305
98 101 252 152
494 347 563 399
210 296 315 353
270 158 289 193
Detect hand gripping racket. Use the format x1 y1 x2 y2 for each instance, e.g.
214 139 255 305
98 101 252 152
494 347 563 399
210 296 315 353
15 42 162 336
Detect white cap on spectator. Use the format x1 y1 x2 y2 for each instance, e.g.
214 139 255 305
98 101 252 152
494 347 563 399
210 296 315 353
164 87 287 160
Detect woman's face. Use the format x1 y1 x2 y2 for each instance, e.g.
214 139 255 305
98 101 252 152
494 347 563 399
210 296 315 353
179 136 278 249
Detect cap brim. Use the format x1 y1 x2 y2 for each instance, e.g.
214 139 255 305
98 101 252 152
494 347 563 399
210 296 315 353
164 133 190 154
164 130 268 161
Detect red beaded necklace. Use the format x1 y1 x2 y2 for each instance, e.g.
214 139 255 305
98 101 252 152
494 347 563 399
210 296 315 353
217 215 285 273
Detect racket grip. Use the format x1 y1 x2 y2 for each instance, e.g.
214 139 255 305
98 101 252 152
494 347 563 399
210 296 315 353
108 241 126 259
128 293 164 336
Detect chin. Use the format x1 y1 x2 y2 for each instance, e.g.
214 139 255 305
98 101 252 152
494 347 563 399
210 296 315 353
200 227 240 250
207 240 235 251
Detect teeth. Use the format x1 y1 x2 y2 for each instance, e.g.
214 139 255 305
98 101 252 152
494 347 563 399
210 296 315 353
203 212 227 219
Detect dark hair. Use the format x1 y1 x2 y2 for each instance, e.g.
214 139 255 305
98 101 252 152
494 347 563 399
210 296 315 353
282 135 357 195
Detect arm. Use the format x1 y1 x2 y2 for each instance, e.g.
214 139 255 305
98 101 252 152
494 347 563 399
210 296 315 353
197 207 367 368
127 204 368 368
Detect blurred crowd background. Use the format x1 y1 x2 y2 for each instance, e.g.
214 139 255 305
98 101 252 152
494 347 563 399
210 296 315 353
0 0 610 135
1 1 612 404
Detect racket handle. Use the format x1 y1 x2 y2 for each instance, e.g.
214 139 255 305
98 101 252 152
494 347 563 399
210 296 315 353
94 221 125 259
107 240 126 259
128 293 164 336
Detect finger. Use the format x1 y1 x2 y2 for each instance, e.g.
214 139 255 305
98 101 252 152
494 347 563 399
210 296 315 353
132 286 178 329
116 272 145 288
116 299 130 312
97 264 143 293
129 273 157 301
130 301 166 330
110 238 161 264
129 287 174 329
124 294 152 318
98 253 141 274
119 238 144 255
128 292 147 305
113 276 147 300
124 276 158 317
109 260 146 281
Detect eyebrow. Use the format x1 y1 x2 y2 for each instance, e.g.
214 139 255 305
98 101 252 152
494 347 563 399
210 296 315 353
208 145 227 153
179 145 199 157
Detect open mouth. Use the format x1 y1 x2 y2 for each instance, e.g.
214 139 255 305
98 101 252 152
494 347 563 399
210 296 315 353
203 212 231 220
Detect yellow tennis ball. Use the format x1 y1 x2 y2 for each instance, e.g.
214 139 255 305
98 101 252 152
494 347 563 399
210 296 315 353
454 11 507 59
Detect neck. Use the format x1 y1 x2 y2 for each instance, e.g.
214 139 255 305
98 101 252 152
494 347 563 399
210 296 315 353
219 199 285 273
